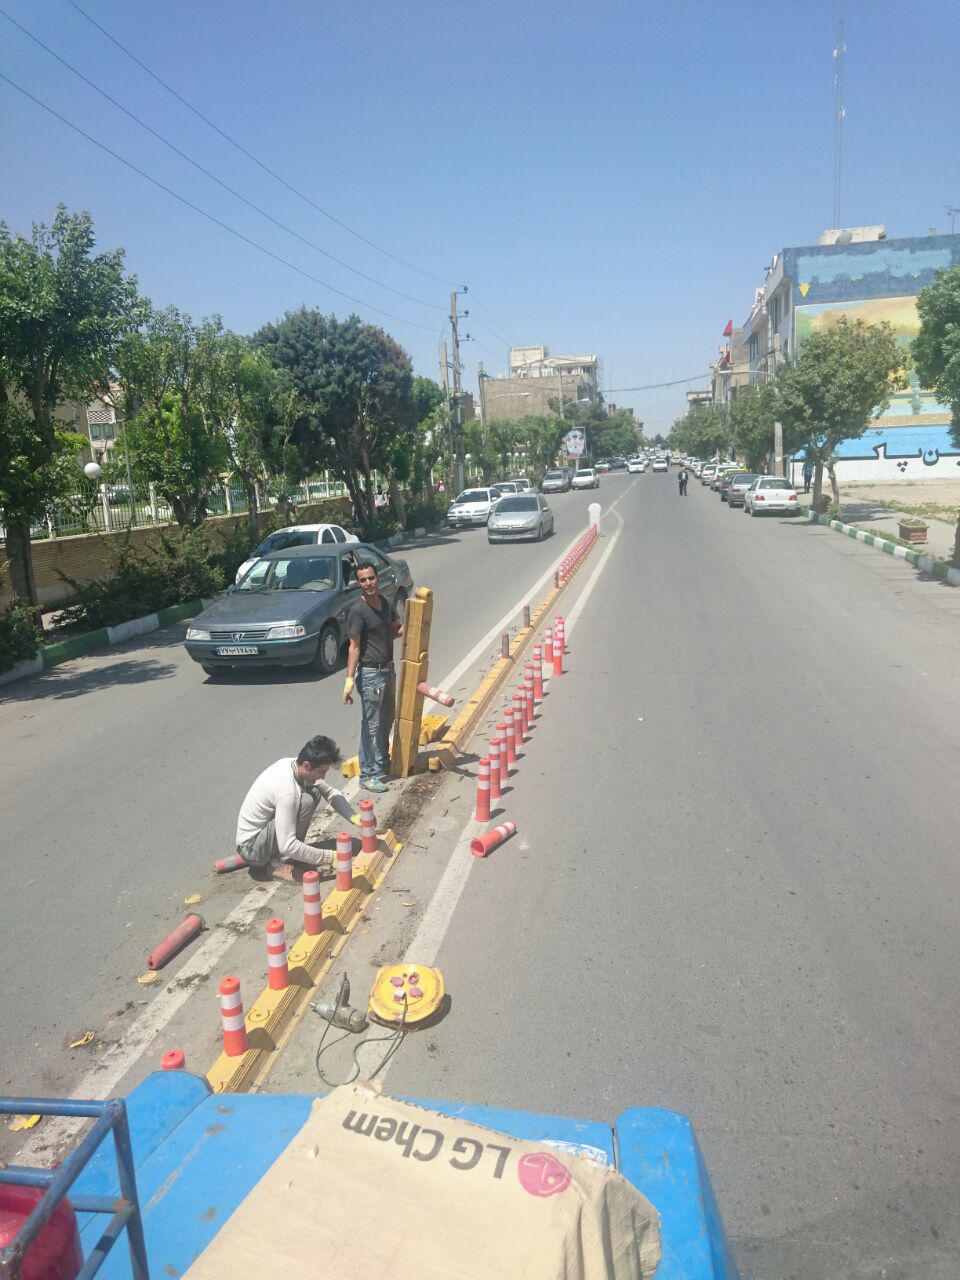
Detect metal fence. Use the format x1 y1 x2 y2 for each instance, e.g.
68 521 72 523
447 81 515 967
23 474 353 541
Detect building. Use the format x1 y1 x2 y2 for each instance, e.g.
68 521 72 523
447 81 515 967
479 345 600 423
710 323 750 409
740 226 960 481
685 389 712 413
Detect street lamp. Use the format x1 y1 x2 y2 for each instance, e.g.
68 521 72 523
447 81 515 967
82 458 112 530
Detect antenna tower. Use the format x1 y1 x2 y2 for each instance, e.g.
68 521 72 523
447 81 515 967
832 19 846 230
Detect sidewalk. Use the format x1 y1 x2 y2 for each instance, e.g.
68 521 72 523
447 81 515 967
796 490 957 560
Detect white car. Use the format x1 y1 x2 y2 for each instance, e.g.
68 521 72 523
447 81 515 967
511 477 533 492
744 475 800 515
700 464 718 485
651 458 668 473
447 487 494 526
234 523 358 582
571 467 600 490
627 458 646 473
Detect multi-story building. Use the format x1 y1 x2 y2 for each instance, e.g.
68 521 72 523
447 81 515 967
740 226 960 481
479 345 600 423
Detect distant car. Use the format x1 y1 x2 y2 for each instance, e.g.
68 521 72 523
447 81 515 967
234 523 359 583
447 487 495 526
572 467 600 489
610 457 628 470
700 464 718 485
487 493 555 542
489 482 520 504
718 470 750 502
744 475 800 516
627 458 645 473
541 469 570 493
711 465 736 491
651 458 668 473
511 477 533 491
186 543 413 677
595 460 611 473
725 473 760 508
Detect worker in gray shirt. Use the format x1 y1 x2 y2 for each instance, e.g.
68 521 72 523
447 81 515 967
235 736 356 871
343 560 403 792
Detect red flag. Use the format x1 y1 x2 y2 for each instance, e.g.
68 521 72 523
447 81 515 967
722 319 733 337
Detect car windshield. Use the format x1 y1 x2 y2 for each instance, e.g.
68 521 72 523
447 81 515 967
455 490 488 503
256 530 316 554
733 475 758 485
544 472 564 480
760 478 791 489
496 496 538 512
236 555 336 592
575 470 593 478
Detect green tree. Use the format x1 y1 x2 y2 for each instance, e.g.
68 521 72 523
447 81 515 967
114 307 229 529
776 317 903 514
0 206 141 604
913 262 960 565
728 382 784 471
669 403 730 460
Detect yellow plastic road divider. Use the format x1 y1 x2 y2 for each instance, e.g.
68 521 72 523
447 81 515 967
391 588 434 778
205 830 402 1094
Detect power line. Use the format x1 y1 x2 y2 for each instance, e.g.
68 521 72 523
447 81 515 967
1 7 443 312
463 311 509 350
606 373 712 393
64 0 458 289
0 72 438 333
464 290 517 345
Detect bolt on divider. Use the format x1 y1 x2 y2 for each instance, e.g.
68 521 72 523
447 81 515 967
471 820 517 858
219 976 247 1057
358 798 378 854
303 869 323 935
265 917 289 991
488 737 502 801
475 757 492 822
336 832 354 891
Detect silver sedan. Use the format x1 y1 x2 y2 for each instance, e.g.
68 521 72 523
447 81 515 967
487 493 555 543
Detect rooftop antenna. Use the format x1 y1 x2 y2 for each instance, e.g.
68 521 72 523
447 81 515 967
832 18 846 230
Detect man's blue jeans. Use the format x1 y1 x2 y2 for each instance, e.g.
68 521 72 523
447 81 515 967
357 666 395 782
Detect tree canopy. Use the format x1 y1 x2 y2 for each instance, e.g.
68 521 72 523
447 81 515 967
913 262 960 564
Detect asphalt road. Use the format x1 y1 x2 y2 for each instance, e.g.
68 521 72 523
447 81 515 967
273 472 960 1277
0 487 599 1102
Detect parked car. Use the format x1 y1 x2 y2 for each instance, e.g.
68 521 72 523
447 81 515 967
725 473 760 508
651 458 668 473
186 543 413 677
234 523 359 583
594 460 611 473
744 475 801 515
718 470 750 502
699 464 718 485
487 493 555 543
711 465 737 491
610 457 628 470
511 477 533 491
447 487 495 526
489 482 520 504
626 458 646 473
541 469 571 493
572 467 600 489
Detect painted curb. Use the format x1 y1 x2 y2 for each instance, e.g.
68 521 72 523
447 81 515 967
205 831 403 1094
811 512 960 586
0 655 44 688
107 613 160 645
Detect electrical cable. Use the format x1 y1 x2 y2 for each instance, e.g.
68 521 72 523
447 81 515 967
0 71 439 333
605 373 712 393
64 0 459 288
1 8 443 312
466 290 517 345
313 976 407 1088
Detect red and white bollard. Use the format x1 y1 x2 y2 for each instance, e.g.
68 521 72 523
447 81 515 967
161 1049 185 1071
503 708 517 765
470 820 517 858
553 616 565 676
214 853 248 874
358 798 378 855
512 691 526 744
265 918 289 991
524 664 536 715
532 645 544 701
544 625 553 672
416 680 455 708
303 869 323 935
488 737 502 802
524 676 535 727
475 757 491 822
336 831 354 892
219 976 248 1057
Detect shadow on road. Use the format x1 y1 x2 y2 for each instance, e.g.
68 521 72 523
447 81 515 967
1 655 179 702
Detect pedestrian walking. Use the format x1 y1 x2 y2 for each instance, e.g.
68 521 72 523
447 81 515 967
235 736 356 872
343 560 404 792
802 460 814 493
677 465 689 496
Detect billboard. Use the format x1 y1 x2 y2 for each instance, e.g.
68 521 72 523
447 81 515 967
564 429 585 459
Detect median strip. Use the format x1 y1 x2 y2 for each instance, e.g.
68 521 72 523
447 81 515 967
811 511 960 585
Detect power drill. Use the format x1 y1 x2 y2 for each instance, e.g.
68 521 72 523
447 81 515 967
311 975 368 1033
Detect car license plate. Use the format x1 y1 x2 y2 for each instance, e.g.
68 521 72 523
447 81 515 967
215 645 259 656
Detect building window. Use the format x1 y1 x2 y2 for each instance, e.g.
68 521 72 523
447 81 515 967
90 424 102 439
104 424 115 439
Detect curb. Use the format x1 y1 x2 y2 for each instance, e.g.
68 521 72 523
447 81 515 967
811 512 960 586
205 830 402 1094
1 598 216 689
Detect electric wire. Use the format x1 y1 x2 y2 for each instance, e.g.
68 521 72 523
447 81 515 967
64 0 459 288
0 71 439 333
466 290 517 345
1 8 443 312
606 373 712 393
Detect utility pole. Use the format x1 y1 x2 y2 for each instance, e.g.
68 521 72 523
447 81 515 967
832 18 846 230
449 291 466 492
948 206 960 235
477 361 486 426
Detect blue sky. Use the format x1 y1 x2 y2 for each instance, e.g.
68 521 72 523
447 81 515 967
2 0 958 433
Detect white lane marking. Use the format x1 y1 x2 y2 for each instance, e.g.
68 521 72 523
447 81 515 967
381 511 624 1083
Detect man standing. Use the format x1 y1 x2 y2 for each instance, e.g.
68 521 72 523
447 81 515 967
343 561 403 793
802 460 814 493
677 465 689 496
236 736 355 872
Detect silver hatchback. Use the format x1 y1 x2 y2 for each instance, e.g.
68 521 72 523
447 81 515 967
487 493 555 542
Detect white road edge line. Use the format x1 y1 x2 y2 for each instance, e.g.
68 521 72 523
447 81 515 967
47 488 633 1113
380 509 625 1085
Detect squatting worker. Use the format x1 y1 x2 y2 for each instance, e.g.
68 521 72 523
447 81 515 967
343 561 403 793
235 736 357 872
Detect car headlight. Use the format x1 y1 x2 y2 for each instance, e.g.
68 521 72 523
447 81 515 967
265 624 306 640
186 627 211 641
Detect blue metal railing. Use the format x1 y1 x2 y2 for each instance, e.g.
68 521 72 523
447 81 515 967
0 1097 148 1280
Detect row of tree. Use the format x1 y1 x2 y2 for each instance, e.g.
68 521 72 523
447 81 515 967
0 206 445 607
462 402 645 484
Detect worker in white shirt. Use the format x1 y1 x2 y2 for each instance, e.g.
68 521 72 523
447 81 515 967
235 736 357 872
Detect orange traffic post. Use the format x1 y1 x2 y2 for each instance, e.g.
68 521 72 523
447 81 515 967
470 820 517 858
496 720 511 781
303 870 323 935
417 680 455 708
219 976 248 1057
524 676 535 727
214 853 248 874
488 737 502 802
512 690 526 744
503 708 517 765
475 757 492 822
532 645 544 701
265 917 289 991
336 832 354 892
358 798 378 855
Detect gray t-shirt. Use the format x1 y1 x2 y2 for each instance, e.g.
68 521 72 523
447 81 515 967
347 594 395 666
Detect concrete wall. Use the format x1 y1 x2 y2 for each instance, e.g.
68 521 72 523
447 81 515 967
0 499 353 610
482 372 589 422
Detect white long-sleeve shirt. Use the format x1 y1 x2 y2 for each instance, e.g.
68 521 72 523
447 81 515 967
235 758 354 862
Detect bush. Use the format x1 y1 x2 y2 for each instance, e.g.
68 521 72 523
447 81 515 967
0 598 42 673
52 531 226 633
403 493 448 530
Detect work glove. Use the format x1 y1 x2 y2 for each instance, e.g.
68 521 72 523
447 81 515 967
343 675 355 704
